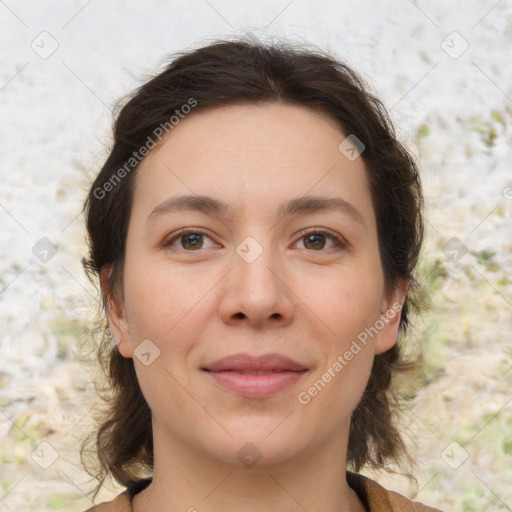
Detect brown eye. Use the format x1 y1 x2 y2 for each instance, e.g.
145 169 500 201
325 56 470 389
295 229 347 251
303 233 328 250
163 230 216 251
179 233 204 250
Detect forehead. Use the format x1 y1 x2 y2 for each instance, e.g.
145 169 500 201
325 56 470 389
133 102 374 224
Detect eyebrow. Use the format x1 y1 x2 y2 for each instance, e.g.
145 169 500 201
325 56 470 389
147 194 365 227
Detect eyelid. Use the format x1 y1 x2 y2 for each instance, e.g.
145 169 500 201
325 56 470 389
293 227 349 250
162 228 218 249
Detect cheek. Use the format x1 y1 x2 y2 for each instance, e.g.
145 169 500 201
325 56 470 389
123 256 211 340
304 302 376 421
309 271 383 348
297 269 381 404
122 259 208 420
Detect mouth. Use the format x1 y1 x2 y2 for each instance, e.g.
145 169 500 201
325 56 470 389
202 353 308 398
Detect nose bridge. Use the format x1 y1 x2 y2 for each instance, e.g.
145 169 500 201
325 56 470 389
219 232 294 327
235 233 281 302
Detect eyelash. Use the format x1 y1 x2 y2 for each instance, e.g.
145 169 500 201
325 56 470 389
162 227 348 252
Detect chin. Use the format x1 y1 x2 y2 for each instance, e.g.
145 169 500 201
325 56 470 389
209 418 305 468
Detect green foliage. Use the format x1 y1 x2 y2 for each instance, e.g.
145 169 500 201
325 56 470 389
417 122 430 139
46 494 72 509
54 318 84 359
503 438 512 456
421 258 448 294
491 110 505 127
469 115 499 147
471 249 500 272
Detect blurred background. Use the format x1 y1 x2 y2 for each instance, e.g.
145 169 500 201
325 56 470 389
1 1 511 510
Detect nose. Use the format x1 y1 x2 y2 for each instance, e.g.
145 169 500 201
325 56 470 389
218 239 295 330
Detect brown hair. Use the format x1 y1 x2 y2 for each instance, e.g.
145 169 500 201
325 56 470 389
81 35 424 496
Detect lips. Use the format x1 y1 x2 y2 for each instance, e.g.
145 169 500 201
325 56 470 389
203 353 307 373
202 353 308 398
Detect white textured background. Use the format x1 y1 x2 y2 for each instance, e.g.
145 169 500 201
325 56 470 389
1 1 511 510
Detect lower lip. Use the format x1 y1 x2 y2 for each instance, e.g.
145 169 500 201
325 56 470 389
205 370 307 398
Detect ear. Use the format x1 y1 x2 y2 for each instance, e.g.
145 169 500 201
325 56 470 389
100 267 133 358
374 278 408 355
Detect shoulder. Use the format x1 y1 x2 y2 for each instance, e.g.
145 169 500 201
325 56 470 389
347 471 443 512
82 489 132 512
82 479 151 512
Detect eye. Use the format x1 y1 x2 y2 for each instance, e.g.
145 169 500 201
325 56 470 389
294 228 347 251
163 229 218 251
162 228 348 252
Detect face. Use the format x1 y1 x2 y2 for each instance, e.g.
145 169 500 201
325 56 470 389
106 103 405 468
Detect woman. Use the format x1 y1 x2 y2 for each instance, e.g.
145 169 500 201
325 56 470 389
81 36 442 511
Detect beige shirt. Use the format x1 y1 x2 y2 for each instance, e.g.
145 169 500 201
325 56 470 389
85 472 442 511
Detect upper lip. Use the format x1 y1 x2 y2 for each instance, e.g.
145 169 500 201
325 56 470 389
203 353 307 372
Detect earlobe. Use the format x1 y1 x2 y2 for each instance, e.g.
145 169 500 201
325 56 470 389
100 268 133 359
374 279 408 355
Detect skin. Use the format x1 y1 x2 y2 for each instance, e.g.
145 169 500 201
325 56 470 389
105 103 407 512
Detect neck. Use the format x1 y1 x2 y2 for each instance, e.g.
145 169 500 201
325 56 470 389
132 420 365 512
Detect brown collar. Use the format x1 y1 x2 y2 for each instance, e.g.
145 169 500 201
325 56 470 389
346 471 442 511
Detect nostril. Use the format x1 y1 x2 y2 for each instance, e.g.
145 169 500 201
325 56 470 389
234 312 245 319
